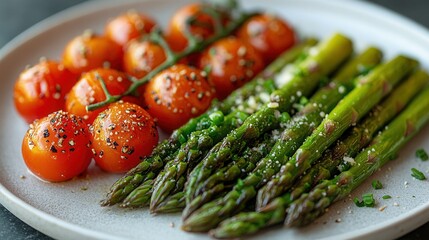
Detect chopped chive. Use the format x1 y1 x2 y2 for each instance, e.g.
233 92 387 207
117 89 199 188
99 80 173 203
372 180 383 190
299 96 309 105
362 193 375 207
353 197 364 207
411 168 426 180
382 195 392 200
416 149 428 161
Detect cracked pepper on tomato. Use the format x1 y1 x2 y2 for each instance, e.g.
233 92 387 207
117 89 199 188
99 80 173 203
143 64 215 132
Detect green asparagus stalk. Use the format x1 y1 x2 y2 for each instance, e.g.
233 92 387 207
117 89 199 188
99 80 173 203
150 111 249 211
209 70 429 239
181 129 281 215
121 111 248 209
181 47 381 231
184 34 353 214
100 40 317 206
286 86 429 227
257 55 418 209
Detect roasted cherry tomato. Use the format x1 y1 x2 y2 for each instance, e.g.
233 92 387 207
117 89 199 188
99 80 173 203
91 101 158 173
237 14 296 64
144 64 215 132
13 59 79 123
62 31 123 74
165 3 228 52
105 11 156 47
22 111 92 182
199 37 264 99
123 40 166 79
65 68 138 123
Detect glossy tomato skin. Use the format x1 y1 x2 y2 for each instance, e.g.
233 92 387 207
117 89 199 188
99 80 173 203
144 64 215 132
65 68 138 124
105 11 156 47
199 37 264 99
123 40 166 79
13 59 79 123
91 101 158 173
165 3 227 52
237 14 296 64
62 31 123 75
22 111 92 182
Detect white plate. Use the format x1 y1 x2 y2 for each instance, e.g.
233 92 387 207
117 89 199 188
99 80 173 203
1 0 429 239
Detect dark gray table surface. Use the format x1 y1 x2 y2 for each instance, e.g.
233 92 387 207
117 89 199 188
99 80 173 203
1 0 428 239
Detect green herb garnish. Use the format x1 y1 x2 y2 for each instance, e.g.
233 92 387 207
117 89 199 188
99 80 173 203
353 197 364 207
382 195 392 200
372 180 383 190
416 149 429 161
362 193 375 207
411 168 426 180
353 193 375 207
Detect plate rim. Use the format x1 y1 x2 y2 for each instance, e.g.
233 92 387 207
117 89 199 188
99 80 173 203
1 0 429 239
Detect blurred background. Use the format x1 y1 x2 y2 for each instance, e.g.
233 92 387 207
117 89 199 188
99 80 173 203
0 0 428 239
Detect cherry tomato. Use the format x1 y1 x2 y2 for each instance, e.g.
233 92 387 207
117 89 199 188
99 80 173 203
62 31 123 75
65 68 138 123
123 40 166 79
91 101 158 173
165 3 228 52
144 64 215 132
13 59 79 123
199 37 264 99
22 111 92 182
237 14 296 64
105 11 156 47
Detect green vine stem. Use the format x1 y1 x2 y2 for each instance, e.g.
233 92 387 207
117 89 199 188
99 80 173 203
87 1 255 111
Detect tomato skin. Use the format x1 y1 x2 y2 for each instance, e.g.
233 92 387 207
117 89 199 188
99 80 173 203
237 14 296 64
123 40 166 79
13 60 79 123
165 3 224 52
105 11 156 47
65 68 138 123
91 101 158 173
144 64 215 132
62 31 123 75
199 37 264 99
22 111 92 182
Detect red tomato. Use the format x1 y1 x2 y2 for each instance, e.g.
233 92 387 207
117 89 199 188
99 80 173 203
91 101 158 173
165 3 228 52
144 64 215 132
62 31 123 75
22 111 92 182
237 14 296 64
105 11 156 47
123 40 166 79
199 37 264 99
65 68 138 123
13 59 79 123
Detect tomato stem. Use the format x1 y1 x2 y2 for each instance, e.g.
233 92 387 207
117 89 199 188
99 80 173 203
86 2 256 111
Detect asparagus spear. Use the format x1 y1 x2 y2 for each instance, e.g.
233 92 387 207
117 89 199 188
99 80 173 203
286 85 429 227
210 70 429 239
184 34 353 213
181 47 380 231
257 55 418 209
100 40 316 206
180 130 281 215
150 111 250 211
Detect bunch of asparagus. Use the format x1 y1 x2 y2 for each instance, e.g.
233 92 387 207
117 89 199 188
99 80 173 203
101 33 429 238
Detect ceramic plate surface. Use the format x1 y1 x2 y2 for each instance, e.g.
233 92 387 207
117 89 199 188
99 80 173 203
1 0 429 239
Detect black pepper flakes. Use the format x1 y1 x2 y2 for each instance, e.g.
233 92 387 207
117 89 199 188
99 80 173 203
43 129 50 138
50 145 58 153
